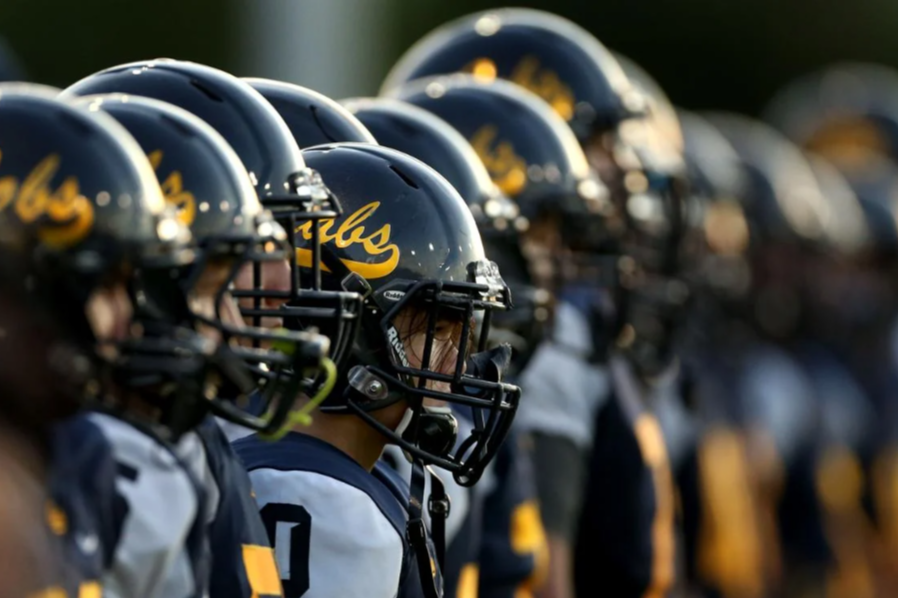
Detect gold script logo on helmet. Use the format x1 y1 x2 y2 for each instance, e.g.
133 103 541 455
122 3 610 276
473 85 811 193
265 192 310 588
0 150 96 248
147 150 197 226
470 125 529 197
510 56 576 122
294 201 400 279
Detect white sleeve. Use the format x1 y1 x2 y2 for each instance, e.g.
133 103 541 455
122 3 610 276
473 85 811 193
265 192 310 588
249 468 404 598
514 302 610 448
740 346 816 464
175 430 220 528
88 413 203 598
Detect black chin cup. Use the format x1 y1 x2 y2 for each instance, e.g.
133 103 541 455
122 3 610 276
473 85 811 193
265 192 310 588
402 409 459 459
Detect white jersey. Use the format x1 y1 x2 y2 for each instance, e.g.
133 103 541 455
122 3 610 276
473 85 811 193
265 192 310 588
85 412 205 598
176 417 284 598
234 431 428 598
515 301 610 448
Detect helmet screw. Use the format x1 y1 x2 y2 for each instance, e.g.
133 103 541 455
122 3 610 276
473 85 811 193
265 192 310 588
366 380 384 396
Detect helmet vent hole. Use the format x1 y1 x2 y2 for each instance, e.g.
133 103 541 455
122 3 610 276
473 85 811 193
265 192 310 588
190 79 223 102
389 164 419 189
309 105 338 144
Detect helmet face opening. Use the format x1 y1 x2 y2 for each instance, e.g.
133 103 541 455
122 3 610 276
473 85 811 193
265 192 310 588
342 261 520 486
178 216 332 436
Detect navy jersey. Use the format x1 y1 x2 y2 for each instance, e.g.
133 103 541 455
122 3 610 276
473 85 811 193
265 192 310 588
477 429 547 598
675 347 770 597
446 485 482 599
46 416 116 597
49 412 208 597
184 417 283 598
235 432 434 597
574 356 676 599
2 464 65 597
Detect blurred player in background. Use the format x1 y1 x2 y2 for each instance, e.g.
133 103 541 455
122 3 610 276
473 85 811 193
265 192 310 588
382 11 681 596
0 84 212 596
676 110 769 597
766 66 898 595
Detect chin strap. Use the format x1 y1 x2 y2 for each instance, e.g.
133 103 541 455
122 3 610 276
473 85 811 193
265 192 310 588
407 459 449 598
259 356 338 442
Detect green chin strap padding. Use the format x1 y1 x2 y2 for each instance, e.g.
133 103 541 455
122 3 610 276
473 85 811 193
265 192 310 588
260 356 338 442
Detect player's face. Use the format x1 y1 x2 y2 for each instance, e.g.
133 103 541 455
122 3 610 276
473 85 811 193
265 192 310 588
394 306 467 404
584 133 621 189
189 259 243 345
232 257 291 329
85 280 134 360
521 214 562 290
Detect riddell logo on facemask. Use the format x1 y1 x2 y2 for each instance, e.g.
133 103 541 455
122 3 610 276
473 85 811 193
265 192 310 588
148 150 197 226
294 201 400 280
383 290 405 302
387 326 410 368
0 150 95 248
